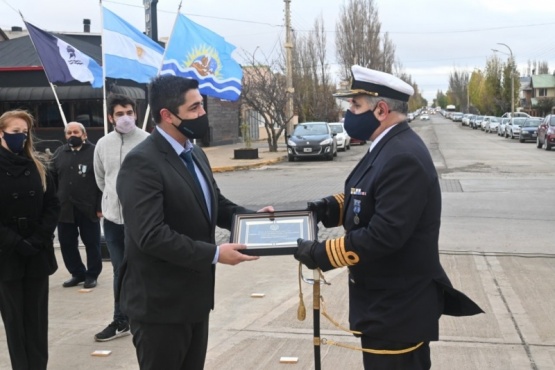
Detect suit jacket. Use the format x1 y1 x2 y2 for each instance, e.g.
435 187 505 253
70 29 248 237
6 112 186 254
116 129 249 324
315 121 482 342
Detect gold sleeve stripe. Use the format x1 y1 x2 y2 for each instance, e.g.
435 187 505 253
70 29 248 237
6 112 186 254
326 240 340 268
330 239 343 267
334 238 348 266
325 237 360 268
333 193 345 226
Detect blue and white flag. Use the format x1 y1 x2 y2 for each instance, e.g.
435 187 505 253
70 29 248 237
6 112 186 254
160 14 242 101
25 21 103 88
102 7 164 83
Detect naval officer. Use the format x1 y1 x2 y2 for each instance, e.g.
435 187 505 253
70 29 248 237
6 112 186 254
295 65 483 370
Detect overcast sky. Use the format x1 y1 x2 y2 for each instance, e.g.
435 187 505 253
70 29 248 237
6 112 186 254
2 0 555 103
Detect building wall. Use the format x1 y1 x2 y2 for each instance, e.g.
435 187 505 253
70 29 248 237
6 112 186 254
206 96 240 146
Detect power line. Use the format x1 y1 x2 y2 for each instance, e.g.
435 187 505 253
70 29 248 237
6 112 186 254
103 0 283 27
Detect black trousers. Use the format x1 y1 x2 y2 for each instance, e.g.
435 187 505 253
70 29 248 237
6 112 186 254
361 337 431 370
0 276 49 370
130 318 209 370
58 207 102 279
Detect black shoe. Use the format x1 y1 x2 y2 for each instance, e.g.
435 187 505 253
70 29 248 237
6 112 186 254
94 320 131 342
62 276 85 288
84 278 97 289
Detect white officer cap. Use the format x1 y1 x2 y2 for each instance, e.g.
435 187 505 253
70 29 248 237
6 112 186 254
334 65 414 102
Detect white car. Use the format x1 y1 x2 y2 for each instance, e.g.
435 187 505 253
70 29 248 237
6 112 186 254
420 114 430 121
505 117 528 139
328 122 351 151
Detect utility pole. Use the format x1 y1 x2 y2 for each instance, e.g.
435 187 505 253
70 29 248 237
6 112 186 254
284 0 294 136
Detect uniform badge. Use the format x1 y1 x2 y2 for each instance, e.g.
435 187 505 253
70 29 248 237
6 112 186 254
353 199 361 225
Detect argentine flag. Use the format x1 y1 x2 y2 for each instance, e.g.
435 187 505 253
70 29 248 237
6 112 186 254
102 7 164 83
25 21 103 88
160 14 243 101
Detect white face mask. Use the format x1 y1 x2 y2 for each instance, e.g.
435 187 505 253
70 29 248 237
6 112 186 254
115 115 136 134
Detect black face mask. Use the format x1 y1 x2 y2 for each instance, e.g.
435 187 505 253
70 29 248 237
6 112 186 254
168 110 209 139
2 132 27 154
343 105 381 141
67 136 83 148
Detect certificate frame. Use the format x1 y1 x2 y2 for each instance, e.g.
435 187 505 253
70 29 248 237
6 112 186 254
230 210 317 256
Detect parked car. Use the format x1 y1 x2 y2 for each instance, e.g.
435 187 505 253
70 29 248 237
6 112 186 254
350 137 367 145
483 116 500 133
451 112 464 122
407 113 414 122
328 122 351 151
287 121 337 161
462 114 474 126
519 117 542 143
536 114 555 150
472 115 484 130
505 117 527 139
420 114 430 120
498 117 510 136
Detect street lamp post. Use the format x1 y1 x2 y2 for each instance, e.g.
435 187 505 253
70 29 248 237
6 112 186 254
493 43 514 120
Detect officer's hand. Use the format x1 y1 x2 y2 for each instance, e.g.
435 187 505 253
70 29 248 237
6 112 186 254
15 239 40 257
294 238 318 270
307 199 328 224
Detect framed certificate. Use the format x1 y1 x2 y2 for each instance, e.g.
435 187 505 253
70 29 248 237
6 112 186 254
230 210 317 256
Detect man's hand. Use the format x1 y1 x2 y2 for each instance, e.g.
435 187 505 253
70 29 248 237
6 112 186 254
218 243 259 265
307 199 328 224
294 238 318 270
257 206 274 213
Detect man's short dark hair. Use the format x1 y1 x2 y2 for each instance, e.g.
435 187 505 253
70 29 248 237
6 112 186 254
107 94 137 116
149 75 200 123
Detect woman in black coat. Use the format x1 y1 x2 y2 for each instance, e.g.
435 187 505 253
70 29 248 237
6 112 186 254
0 110 60 370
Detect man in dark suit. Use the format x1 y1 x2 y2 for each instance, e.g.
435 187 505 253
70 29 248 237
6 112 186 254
116 75 272 370
295 65 483 370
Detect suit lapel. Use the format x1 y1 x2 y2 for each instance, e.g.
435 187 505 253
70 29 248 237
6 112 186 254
152 131 211 223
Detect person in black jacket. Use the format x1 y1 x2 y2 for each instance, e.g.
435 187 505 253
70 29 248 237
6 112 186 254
0 109 60 370
295 66 483 370
52 122 103 289
116 75 273 370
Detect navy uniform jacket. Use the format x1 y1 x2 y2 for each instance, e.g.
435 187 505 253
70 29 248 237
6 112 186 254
314 121 483 343
116 129 250 324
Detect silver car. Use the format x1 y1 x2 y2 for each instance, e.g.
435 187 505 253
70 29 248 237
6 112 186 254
328 122 351 151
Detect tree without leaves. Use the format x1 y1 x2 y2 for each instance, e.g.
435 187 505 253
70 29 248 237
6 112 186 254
240 51 290 152
292 15 341 123
335 0 384 80
448 69 469 112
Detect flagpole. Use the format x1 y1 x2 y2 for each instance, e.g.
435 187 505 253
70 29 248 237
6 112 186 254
49 82 68 126
100 0 108 136
313 269 321 370
142 0 182 131
21 13 69 127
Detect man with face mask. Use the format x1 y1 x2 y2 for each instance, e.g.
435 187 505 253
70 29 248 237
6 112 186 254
115 75 273 369
93 94 149 342
294 65 483 370
52 122 103 289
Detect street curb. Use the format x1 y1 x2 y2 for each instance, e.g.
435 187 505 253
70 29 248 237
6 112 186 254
211 156 286 173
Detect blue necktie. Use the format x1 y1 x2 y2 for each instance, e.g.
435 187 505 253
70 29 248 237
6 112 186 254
179 150 203 194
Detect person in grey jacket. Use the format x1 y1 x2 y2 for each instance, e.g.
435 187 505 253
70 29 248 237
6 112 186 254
93 94 149 342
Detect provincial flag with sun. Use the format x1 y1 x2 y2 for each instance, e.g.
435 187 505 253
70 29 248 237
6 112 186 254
160 14 242 101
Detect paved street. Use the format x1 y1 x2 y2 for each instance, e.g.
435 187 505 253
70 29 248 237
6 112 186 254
1 115 555 369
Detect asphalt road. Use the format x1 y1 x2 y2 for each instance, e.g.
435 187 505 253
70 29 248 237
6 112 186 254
2 114 554 370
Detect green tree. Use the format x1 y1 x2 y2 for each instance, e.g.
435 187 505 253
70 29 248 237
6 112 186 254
435 90 448 109
468 69 484 114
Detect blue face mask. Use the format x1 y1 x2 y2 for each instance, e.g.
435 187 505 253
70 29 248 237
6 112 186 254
2 132 27 154
343 105 380 141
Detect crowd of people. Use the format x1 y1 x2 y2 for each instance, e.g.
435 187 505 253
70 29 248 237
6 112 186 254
0 67 482 370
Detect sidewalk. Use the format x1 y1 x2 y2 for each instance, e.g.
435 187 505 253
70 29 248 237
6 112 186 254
202 140 287 172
